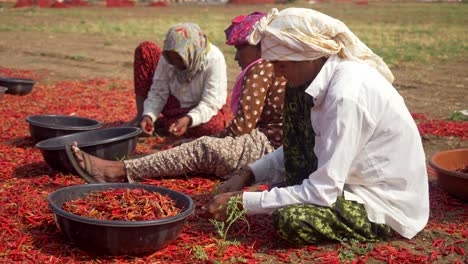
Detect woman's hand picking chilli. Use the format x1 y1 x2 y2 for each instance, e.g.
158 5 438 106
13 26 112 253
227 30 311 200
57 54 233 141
140 116 154 136
201 191 243 221
169 115 191 137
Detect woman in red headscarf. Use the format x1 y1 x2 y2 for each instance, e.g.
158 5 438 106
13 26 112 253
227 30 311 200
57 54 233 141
66 12 286 184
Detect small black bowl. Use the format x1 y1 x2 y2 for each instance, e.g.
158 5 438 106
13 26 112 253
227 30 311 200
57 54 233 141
26 114 104 143
48 183 195 256
0 77 35 96
35 127 141 173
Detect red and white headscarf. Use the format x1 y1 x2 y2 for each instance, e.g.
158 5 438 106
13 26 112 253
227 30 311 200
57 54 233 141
224 12 266 113
248 8 394 83
225 11 266 46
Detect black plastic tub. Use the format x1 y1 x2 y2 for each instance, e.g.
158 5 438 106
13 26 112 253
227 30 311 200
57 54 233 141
26 114 103 143
35 127 141 173
0 77 35 96
48 183 195 256
0 86 7 100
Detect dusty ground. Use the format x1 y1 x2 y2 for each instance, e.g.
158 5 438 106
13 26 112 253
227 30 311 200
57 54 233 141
1 30 466 159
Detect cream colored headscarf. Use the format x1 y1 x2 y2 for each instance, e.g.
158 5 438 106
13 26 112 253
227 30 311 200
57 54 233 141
248 8 394 83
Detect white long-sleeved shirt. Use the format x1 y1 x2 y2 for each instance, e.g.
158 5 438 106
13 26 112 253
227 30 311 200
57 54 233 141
142 44 227 127
243 55 429 239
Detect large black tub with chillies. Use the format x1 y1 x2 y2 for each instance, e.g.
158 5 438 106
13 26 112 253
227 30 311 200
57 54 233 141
48 183 195 256
35 127 141 173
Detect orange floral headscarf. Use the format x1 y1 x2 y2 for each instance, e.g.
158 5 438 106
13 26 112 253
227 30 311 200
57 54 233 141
164 23 210 82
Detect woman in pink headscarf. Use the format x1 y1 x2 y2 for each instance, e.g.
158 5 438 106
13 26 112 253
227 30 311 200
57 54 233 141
67 12 286 184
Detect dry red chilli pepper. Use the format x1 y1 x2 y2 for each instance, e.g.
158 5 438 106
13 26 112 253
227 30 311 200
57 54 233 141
62 188 181 221
145 123 153 132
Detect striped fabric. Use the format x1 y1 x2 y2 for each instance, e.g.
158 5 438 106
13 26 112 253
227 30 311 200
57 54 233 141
248 8 394 83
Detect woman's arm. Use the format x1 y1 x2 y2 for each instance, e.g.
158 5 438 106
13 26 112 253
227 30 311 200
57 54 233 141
186 48 227 127
142 58 171 122
243 96 374 215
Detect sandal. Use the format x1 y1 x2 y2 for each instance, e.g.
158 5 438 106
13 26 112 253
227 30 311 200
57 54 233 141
64 143 99 184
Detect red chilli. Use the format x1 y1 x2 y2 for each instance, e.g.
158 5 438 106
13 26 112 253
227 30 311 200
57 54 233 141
62 188 181 221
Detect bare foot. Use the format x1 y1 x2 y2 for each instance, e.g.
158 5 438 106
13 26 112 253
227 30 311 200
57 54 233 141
70 142 127 183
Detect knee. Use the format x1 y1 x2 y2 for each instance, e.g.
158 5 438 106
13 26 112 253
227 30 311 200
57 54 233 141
135 41 161 55
272 206 296 233
272 205 322 245
193 136 215 149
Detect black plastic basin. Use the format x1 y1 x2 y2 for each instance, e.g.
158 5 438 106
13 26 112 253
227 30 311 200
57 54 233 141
0 77 35 96
48 183 195 256
0 86 7 100
26 114 103 143
35 127 141 173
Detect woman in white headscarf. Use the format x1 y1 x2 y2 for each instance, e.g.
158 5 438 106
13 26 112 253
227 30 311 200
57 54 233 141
204 8 429 245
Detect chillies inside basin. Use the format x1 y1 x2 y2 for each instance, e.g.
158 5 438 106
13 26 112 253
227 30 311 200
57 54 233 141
48 183 195 256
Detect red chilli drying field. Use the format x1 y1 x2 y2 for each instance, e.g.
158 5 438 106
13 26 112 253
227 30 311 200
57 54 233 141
0 67 467 263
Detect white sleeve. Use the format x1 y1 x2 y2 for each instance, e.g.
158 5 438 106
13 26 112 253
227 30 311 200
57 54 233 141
243 96 375 215
187 51 227 127
248 146 286 184
142 58 171 122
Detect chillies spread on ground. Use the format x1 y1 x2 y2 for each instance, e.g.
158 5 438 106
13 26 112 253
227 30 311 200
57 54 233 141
1 67 467 263
62 188 181 221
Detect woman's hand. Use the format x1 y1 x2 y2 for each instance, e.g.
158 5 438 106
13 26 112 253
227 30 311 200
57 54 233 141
201 192 243 222
215 167 255 195
169 115 191 137
140 116 154 136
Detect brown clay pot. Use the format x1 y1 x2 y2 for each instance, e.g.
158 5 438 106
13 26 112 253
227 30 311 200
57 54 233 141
429 148 468 201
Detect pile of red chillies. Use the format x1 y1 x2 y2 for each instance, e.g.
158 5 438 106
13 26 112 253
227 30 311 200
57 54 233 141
62 188 181 221
0 67 466 263
411 112 468 140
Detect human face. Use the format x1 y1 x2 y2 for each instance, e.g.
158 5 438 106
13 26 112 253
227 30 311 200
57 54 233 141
234 44 261 70
271 61 295 80
164 51 187 71
271 58 327 87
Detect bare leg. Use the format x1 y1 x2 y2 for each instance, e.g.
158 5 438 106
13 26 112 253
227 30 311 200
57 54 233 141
70 142 127 183
124 129 274 182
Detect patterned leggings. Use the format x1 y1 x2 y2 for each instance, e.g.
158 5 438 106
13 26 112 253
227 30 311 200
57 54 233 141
134 41 161 97
124 129 274 182
272 196 392 245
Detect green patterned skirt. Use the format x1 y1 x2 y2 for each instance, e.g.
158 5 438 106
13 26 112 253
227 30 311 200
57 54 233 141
272 196 392 245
